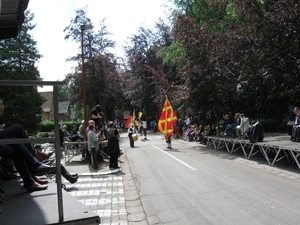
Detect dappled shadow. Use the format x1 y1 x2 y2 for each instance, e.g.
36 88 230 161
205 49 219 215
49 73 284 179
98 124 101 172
189 136 300 174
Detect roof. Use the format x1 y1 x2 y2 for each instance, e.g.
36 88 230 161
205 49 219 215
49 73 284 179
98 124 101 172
0 0 30 40
40 92 70 114
40 91 53 113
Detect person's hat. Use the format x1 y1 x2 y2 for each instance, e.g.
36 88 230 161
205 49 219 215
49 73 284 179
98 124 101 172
34 144 44 149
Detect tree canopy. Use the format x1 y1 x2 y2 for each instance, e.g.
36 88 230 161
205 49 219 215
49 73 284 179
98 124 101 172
2 1 300 132
0 10 44 133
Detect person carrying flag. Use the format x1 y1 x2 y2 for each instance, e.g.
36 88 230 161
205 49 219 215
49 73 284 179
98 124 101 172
157 97 177 149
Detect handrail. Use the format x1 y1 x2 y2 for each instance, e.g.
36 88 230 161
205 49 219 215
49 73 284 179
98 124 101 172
0 80 64 86
0 80 65 222
0 138 55 144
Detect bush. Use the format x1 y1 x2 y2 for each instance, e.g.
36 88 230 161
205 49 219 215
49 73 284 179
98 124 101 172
39 120 81 133
36 132 50 138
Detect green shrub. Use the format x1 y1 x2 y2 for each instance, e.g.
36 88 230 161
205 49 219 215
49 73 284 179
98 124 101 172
39 120 81 133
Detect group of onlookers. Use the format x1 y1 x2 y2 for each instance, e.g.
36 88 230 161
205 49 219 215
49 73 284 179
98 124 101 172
179 112 252 143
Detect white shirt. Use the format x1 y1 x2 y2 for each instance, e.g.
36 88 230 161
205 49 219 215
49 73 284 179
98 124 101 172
142 121 147 129
186 117 191 125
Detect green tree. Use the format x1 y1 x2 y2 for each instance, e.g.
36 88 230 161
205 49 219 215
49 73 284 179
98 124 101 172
122 20 177 120
58 85 70 101
0 10 45 134
230 0 300 119
169 0 299 127
64 8 125 121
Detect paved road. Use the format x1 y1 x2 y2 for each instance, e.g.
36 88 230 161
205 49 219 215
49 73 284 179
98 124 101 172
125 133 300 225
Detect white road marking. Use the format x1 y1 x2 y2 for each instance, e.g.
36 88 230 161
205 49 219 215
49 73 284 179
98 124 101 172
152 145 197 171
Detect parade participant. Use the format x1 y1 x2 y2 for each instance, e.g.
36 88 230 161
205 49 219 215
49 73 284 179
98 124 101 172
128 123 136 148
166 135 173 149
142 120 147 140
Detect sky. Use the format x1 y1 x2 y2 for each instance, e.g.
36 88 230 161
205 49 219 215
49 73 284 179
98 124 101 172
27 0 173 92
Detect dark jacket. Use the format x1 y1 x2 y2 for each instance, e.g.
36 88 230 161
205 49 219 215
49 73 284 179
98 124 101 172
106 128 120 154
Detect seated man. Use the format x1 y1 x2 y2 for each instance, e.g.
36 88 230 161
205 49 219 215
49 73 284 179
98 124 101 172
184 125 193 141
290 107 300 142
223 113 240 137
34 144 79 184
0 98 78 185
70 125 84 141
0 143 56 192
201 125 215 145
34 144 54 161
187 125 196 141
221 114 232 135
0 99 38 156
236 114 250 139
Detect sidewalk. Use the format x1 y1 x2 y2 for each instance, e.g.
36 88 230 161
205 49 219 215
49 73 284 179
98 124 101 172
63 132 148 225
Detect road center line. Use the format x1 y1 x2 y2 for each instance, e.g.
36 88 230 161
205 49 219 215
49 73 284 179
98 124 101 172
152 145 197 171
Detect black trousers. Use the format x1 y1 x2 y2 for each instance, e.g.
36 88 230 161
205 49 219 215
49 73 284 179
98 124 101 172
109 153 119 168
128 134 134 147
0 143 41 187
0 124 36 155
292 126 300 139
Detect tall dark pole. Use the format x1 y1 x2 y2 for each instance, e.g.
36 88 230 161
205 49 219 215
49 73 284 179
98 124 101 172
81 27 88 142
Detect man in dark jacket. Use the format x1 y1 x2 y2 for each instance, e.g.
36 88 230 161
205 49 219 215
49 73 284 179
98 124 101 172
106 121 121 169
291 107 300 141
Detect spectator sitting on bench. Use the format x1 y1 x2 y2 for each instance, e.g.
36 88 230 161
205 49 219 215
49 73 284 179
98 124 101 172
188 125 201 142
35 143 53 161
0 98 76 188
62 125 71 141
183 125 193 141
34 144 78 184
236 113 250 139
290 107 300 142
187 125 196 141
201 124 216 145
221 114 233 135
198 125 205 143
0 98 45 157
70 125 84 141
192 126 201 141
0 142 56 192
223 112 241 137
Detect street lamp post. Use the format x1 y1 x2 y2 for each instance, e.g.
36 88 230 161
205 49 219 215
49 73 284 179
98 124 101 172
81 24 93 148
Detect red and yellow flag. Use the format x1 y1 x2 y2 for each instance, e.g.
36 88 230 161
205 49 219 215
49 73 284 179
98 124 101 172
126 109 136 128
158 97 177 139
126 115 132 128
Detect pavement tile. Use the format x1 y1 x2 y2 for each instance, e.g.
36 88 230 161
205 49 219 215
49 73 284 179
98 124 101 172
62 132 148 225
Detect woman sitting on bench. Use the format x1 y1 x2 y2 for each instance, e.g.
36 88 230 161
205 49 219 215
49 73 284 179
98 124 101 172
0 143 56 192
